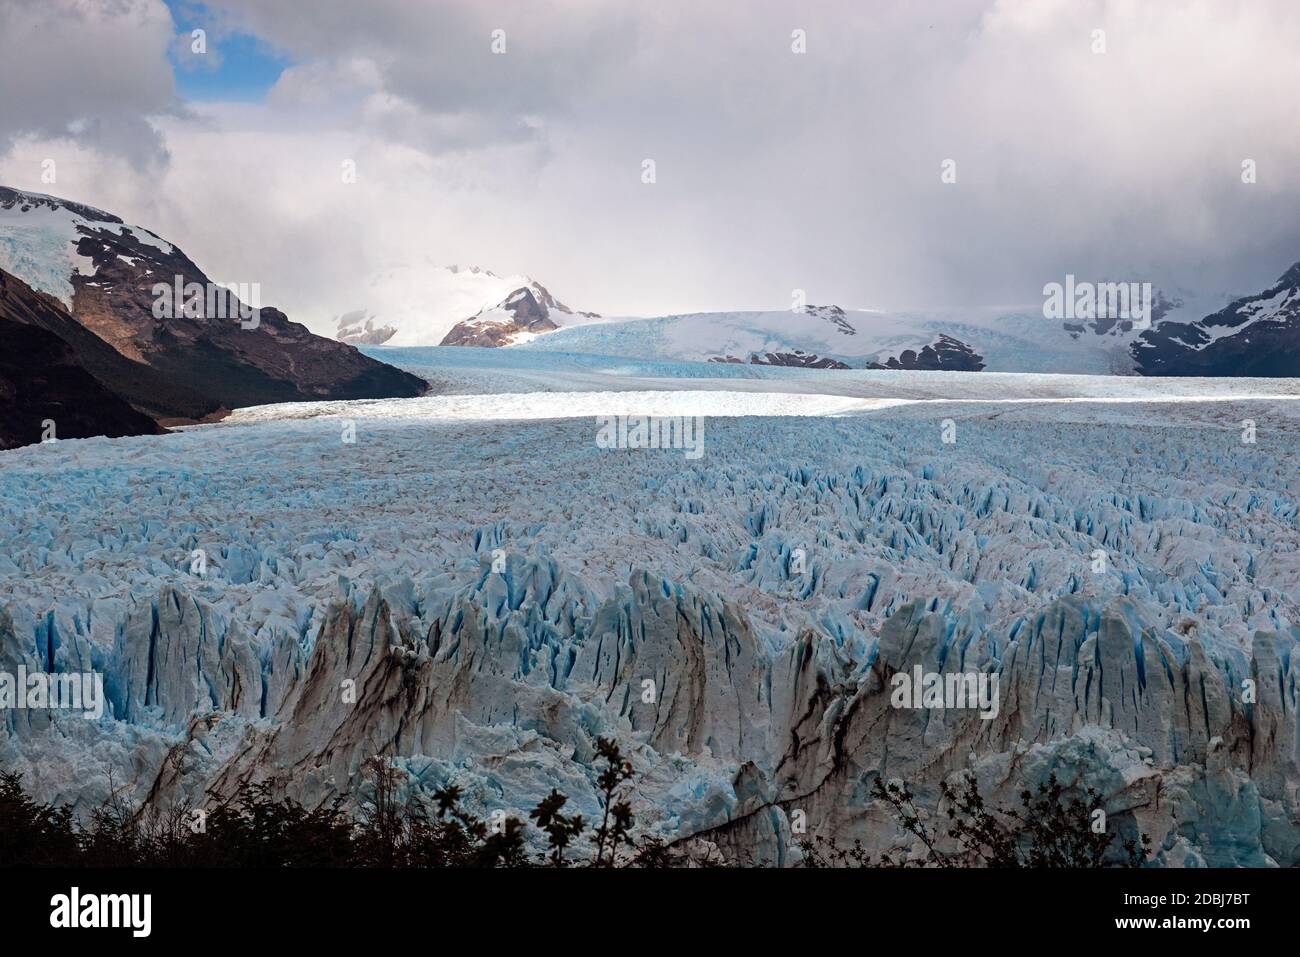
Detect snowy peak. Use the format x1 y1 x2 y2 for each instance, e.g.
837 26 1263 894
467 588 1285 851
333 261 596 347
440 284 559 347
334 309 396 346
518 278 578 318
0 185 123 226
0 185 175 310
1276 260 1300 288
500 286 552 324
500 281 566 320
438 278 602 347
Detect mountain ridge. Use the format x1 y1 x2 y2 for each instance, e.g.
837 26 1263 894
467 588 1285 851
0 185 427 427
1132 261 1300 376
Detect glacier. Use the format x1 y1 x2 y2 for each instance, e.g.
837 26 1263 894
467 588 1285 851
1 365 1298 865
514 306 1143 375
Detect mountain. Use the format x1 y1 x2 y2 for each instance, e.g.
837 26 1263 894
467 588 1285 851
517 283 1300 376
866 333 985 371
440 286 558 347
0 265 219 422
0 186 426 421
334 252 1298 376
517 303 1139 373
1132 264 1300 376
0 312 162 450
333 259 600 347
440 283 602 347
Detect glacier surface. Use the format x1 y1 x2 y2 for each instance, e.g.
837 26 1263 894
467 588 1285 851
1 369 1298 865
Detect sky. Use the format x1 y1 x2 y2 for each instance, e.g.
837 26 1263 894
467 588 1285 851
2 0 1300 333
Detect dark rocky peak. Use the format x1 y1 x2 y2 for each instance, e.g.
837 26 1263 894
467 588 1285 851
501 287 549 325
868 334 985 371
708 349 850 370
0 185 123 225
803 303 856 335
521 281 574 316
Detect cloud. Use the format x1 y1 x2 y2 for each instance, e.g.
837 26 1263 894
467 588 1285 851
4 0 1300 324
0 0 179 170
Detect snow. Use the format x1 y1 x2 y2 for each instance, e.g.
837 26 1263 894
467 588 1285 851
220 390 914 424
216 381 1300 430
119 226 174 257
0 202 101 307
0 188 173 308
1194 285 1300 348
361 345 1300 401
516 306 1148 374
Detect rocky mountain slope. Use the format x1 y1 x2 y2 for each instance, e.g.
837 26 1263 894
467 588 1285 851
0 314 162 450
0 186 426 421
0 266 218 423
710 350 852 369
866 333 985 371
1132 264 1300 376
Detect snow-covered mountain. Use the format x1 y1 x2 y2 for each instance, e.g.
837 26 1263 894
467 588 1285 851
439 284 604 347
1133 264 1300 376
506 277 1300 377
0 185 425 427
333 259 601 347
322 244 1296 377
0 186 177 311
518 303 1144 375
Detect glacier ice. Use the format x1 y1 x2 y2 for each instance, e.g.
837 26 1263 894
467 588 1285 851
0 385 1297 864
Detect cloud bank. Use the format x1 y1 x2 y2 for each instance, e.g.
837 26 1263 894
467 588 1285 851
3 0 1300 330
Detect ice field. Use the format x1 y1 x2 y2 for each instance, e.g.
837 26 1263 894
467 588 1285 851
2 352 1298 864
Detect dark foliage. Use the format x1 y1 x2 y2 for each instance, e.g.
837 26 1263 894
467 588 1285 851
0 738 709 869
5 757 1149 869
800 773 1151 868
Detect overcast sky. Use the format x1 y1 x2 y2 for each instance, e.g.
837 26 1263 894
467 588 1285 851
3 0 1300 330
